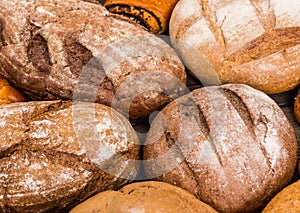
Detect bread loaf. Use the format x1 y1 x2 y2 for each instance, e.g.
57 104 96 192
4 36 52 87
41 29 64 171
104 0 180 34
144 84 297 212
70 181 218 213
295 89 300 123
0 100 140 212
0 0 186 119
0 75 26 104
262 179 300 212
169 0 300 94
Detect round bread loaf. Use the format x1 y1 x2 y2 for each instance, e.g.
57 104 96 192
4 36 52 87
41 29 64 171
169 0 300 94
143 84 297 213
262 179 300 212
295 89 300 123
0 100 140 212
0 0 186 119
0 75 26 104
70 181 218 213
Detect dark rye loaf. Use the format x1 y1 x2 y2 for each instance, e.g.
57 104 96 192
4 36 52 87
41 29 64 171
0 0 186 119
144 84 297 213
0 100 140 212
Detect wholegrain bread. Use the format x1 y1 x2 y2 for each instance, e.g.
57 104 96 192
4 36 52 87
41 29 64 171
0 0 186 119
169 0 300 94
144 84 297 213
294 89 300 123
70 181 218 213
0 100 140 212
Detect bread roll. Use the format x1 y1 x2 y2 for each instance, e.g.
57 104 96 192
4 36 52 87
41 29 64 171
104 0 180 34
262 179 300 212
169 0 300 94
143 84 297 212
70 181 218 213
295 89 300 123
0 100 140 212
0 0 186 119
0 75 25 104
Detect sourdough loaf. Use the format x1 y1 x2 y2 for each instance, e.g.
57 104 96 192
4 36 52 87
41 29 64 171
143 84 297 212
0 75 26 104
0 0 186 119
169 0 300 94
70 181 218 213
0 100 140 212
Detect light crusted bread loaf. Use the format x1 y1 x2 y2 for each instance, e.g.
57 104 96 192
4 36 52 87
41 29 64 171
169 0 300 94
70 181 218 213
0 75 25 104
144 84 297 213
0 0 186 119
0 100 140 212
262 179 300 212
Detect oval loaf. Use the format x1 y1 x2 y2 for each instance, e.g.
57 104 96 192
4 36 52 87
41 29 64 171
0 100 140 212
0 0 186 119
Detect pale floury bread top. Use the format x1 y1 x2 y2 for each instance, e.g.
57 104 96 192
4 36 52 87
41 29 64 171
170 0 300 94
0 0 186 119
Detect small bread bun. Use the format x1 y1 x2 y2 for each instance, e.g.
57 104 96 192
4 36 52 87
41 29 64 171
294 89 300 123
70 181 218 213
262 179 300 213
0 76 26 104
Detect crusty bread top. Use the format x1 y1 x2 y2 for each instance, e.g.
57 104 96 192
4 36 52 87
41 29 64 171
0 0 186 119
0 100 140 212
144 83 297 212
70 181 218 213
170 0 300 94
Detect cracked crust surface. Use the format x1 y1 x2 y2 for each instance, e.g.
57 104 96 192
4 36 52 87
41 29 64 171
0 100 140 212
143 84 297 213
170 0 300 94
0 0 186 119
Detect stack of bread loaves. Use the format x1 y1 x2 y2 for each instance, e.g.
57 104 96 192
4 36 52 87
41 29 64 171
0 0 299 212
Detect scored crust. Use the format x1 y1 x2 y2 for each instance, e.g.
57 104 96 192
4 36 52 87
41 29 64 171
143 84 298 212
170 0 300 94
0 100 140 212
0 0 186 119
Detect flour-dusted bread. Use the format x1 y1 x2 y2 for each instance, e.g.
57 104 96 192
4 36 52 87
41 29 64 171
169 0 300 94
144 84 297 213
0 0 186 119
0 100 140 212
70 181 218 213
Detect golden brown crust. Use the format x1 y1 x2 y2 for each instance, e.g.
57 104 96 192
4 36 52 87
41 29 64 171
295 89 300 124
0 76 26 104
262 180 300 212
70 181 218 213
104 0 180 33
